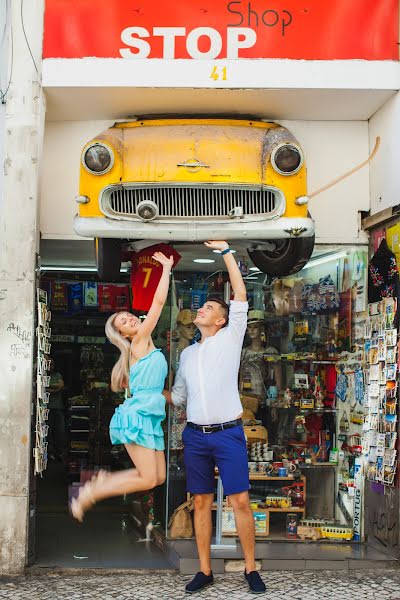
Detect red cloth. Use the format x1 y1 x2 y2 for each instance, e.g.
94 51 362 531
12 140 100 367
130 244 181 311
305 413 322 445
98 284 115 312
114 285 130 312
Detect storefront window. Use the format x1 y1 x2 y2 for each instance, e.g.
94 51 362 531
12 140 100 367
165 244 368 542
35 243 369 563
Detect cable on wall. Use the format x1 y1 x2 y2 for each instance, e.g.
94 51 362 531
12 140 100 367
21 0 40 79
0 0 13 103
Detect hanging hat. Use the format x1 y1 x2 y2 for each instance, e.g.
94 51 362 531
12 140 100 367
247 309 265 323
177 309 196 325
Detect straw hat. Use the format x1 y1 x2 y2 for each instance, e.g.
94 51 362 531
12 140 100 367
177 309 196 325
247 309 265 324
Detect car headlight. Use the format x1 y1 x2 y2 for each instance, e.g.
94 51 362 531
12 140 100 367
271 143 303 176
82 143 114 175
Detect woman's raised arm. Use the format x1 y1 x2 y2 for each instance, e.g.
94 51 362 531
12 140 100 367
135 252 174 340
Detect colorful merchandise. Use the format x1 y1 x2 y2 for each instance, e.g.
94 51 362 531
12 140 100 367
98 284 115 312
83 282 98 307
114 285 130 312
68 282 83 313
51 282 68 312
302 275 340 313
363 300 398 487
368 240 400 327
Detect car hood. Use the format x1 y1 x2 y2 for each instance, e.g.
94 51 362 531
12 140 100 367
118 121 296 186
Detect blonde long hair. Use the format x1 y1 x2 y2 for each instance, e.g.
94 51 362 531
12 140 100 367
105 313 131 394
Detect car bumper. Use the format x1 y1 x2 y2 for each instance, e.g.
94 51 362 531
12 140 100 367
73 215 315 241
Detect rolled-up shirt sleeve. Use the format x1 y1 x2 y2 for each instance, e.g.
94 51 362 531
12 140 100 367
226 300 249 342
171 360 188 407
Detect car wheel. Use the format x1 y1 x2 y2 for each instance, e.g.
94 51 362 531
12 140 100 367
247 235 315 276
95 238 121 281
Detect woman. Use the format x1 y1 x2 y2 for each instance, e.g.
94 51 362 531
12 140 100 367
71 250 173 522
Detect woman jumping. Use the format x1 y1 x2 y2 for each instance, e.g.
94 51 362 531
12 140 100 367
71 251 173 521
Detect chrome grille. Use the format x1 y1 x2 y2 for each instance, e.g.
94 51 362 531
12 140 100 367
105 186 278 219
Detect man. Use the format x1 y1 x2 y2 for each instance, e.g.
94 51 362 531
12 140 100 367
167 240 266 595
47 358 65 461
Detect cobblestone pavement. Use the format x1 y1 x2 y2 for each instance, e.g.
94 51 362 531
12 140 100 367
1 570 400 600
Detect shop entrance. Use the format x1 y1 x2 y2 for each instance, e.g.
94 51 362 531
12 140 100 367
33 272 170 568
31 239 395 570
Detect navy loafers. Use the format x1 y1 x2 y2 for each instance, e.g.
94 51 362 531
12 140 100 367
185 571 214 594
244 570 266 594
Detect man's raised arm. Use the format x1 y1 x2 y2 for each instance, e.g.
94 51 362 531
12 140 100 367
204 241 247 302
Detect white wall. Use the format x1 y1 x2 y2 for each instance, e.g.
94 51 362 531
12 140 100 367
40 118 370 244
40 120 114 239
280 120 369 243
369 91 400 215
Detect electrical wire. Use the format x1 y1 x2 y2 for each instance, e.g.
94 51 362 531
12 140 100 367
0 0 9 48
21 0 40 79
0 1 13 103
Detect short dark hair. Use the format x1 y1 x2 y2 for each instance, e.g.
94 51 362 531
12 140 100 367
206 296 229 327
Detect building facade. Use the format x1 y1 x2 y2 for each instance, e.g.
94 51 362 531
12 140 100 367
1 0 400 574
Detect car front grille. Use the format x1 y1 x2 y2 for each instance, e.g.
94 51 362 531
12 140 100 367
103 185 279 219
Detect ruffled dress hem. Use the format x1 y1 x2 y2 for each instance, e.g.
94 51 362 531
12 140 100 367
109 408 165 451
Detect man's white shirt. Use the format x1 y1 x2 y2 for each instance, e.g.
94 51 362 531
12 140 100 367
171 300 248 425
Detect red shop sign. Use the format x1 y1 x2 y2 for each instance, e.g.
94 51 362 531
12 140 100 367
43 0 398 61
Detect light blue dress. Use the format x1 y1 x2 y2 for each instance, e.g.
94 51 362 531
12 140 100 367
109 349 168 451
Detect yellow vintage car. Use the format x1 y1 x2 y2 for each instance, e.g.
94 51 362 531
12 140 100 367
74 118 315 280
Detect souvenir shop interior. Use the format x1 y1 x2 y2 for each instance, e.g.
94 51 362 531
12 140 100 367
33 239 398 567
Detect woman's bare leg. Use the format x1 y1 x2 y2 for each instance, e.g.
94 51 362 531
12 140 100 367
91 443 159 503
71 443 165 521
155 450 166 485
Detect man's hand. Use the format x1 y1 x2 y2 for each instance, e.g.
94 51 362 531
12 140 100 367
163 390 173 405
205 241 247 302
204 241 229 252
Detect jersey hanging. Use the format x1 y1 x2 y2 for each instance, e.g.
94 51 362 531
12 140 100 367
130 243 181 311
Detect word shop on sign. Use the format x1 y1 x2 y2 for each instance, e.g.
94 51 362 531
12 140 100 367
120 11 292 59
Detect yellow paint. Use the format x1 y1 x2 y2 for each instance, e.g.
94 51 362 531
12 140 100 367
320 526 353 540
386 223 400 269
78 118 307 220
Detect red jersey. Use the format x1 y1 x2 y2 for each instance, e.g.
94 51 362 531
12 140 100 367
130 244 181 311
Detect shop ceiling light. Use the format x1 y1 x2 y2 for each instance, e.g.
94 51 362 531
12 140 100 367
40 266 128 273
193 259 215 264
213 249 236 254
302 251 348 270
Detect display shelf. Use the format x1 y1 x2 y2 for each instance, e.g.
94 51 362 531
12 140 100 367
300 462 336 468
223 508 270 537
270 407 337 413
267 507 305 513
249 475 296 481
70 429 90 433
264 354 339 364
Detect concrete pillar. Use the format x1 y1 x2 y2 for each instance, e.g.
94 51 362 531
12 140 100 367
0 0 45 574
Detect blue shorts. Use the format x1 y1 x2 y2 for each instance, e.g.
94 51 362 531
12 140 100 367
182 423 250 496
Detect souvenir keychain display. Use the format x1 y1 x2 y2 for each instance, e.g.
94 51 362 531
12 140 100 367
34 288 52 475
362 298 398 486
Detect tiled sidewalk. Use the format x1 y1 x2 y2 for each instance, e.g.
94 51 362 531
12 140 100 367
1 570 400 600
